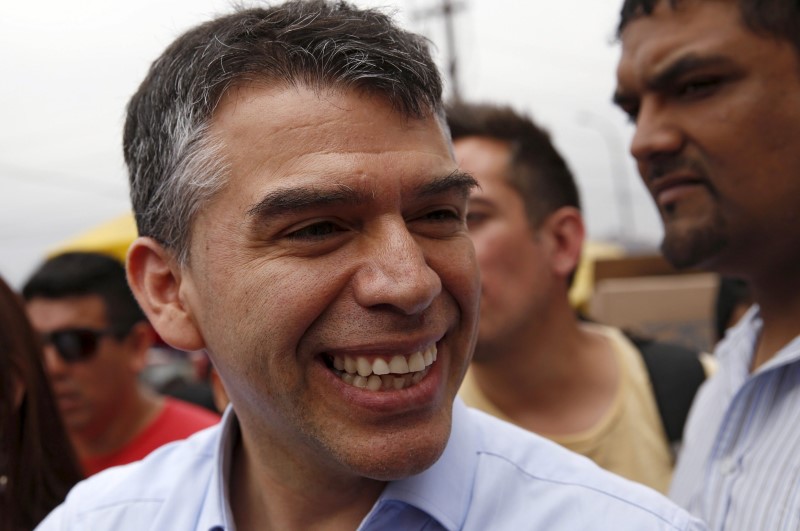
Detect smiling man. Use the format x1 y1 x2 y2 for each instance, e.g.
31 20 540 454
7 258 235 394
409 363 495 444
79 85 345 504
38 2 704 530
615 0 800 529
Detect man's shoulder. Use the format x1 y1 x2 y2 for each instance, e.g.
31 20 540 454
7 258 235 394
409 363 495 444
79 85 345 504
36 425 222 530
465 408 705 530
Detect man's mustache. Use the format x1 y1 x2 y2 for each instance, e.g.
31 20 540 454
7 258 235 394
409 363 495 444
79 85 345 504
645 156 708 183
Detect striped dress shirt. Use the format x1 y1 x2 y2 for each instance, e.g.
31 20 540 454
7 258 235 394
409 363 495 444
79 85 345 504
670 306 800 530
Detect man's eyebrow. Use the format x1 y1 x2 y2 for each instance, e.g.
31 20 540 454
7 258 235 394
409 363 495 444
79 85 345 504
246 184 361 219
414 170 478 200
612 89 636 108
245 171 477 219
647 54 735 91
613 54 735 106
467 196 492 207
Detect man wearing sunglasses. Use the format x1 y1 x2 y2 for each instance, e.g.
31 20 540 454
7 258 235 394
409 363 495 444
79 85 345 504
22 251 220 476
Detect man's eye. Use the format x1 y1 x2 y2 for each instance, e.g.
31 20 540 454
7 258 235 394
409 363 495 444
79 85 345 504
424 209 461 222
286 221 341 240
677 77 721 98
466 211 488 228
410 207 465 237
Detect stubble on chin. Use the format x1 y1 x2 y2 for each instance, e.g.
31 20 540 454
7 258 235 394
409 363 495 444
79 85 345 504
660 215 729 270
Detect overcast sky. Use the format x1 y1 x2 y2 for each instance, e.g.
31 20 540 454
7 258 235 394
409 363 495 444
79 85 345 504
0 0 660 288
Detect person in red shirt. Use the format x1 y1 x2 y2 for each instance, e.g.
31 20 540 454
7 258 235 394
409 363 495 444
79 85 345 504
22 252 219 476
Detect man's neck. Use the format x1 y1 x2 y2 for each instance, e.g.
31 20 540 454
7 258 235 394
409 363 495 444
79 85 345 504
748 274 800 371
470 304 618 435
231 425 385 531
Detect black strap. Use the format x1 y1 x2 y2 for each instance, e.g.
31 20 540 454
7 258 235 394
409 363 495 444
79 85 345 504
630 336 707 444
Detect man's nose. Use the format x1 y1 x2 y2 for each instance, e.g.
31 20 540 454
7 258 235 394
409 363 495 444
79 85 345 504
353 221 442 315
629 99 685 164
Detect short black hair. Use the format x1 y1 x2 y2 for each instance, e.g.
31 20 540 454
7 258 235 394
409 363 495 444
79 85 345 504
22 252 145 333
446 102 580 228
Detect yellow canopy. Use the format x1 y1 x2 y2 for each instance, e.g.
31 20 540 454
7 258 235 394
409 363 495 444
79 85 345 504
569 240 626 312
50 212 138 264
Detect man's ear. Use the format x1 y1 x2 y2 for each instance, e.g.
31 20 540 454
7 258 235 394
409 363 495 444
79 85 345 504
541 207 585 280
126 237 205 352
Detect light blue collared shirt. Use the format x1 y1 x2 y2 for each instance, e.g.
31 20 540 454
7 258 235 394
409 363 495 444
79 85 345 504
39 399 704 530
670 306 800 530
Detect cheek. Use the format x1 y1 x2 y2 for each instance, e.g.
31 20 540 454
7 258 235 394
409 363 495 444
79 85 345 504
475 234 525 291
433 236 480 314
701 84 800 173
72 365 110 403
699 113 800 216
221 271 334 346
472 227 511 278
198 257 351 371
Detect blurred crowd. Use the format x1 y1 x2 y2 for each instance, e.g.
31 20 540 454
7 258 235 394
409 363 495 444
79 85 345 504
2 0 797 530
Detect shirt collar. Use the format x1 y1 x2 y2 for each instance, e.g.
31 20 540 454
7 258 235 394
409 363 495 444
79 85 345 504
196 399 479 531
720 304 800 377
370 398 479 531
197 405 238 531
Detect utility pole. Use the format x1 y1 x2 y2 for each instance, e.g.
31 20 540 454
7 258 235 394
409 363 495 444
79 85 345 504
412 0 466 102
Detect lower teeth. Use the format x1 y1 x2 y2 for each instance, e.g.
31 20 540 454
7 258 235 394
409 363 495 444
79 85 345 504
337 367 430 390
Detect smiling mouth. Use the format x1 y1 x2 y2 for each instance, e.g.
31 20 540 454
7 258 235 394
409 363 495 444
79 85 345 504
324 344 437 391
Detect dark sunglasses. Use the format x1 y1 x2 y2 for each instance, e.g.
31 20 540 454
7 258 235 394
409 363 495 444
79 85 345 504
39 328 123 363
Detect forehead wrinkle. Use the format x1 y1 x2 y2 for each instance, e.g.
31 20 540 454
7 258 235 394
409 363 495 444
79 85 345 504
618 1 744 80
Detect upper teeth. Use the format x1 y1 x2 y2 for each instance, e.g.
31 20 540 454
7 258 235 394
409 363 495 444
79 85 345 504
332 344 437 377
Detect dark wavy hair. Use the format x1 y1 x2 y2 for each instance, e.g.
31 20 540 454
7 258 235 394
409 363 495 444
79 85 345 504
0 276 82 530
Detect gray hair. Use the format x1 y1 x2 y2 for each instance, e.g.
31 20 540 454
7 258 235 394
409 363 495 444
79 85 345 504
124 0 444 264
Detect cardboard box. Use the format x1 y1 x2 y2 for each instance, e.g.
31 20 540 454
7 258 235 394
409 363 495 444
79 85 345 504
588 255 719 352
